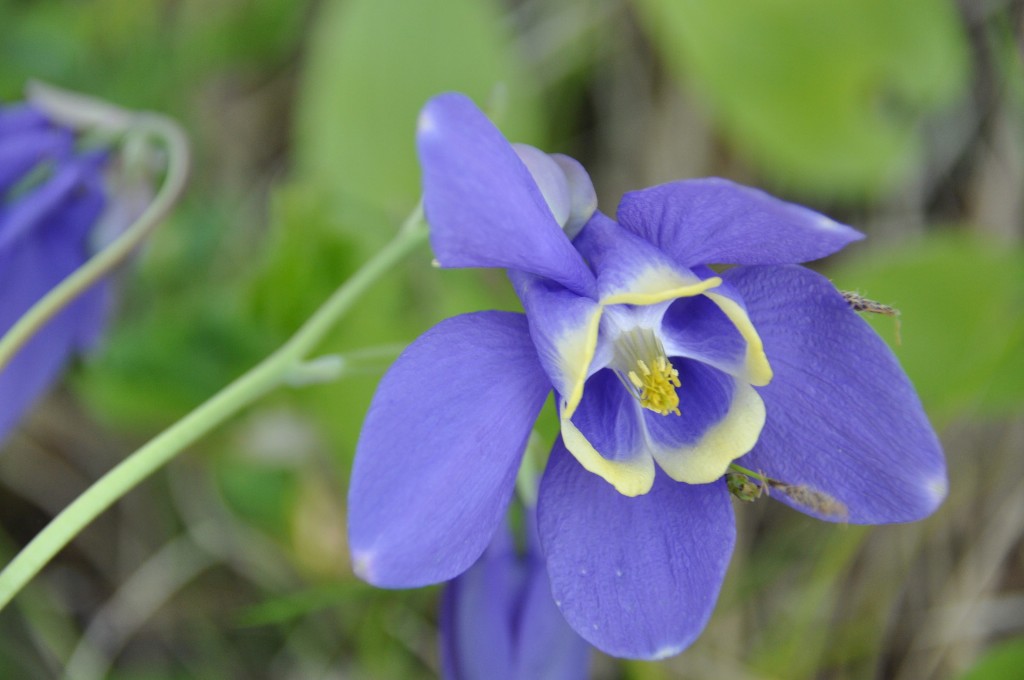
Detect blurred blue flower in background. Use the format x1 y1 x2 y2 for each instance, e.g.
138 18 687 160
440 506 590 680
348 93 947 659
0 103 112 443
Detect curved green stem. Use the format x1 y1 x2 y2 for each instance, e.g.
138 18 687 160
0 209 429 612
0 113 190 374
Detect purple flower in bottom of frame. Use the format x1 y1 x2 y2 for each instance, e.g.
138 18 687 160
0 103 112 443
440 507 590 680
347 93 947 659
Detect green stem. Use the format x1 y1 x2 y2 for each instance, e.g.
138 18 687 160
0 113 190 375
0 209 429 612
340 343 408 362
514 431 545 509
728 463 769 482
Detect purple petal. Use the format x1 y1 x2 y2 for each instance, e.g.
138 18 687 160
417 93 595 297
514 523 592 680
726 265 946 523
348 311 552 587
0 129 74 192
441 510 591 680
0 105 49 135
0 151 106 252
616 178 863 267
0 178 107 442
440 526 518 680
538 439 735 660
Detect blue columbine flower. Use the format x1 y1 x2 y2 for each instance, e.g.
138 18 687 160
440 505 590 680
0 102 111 442
348 93 947 659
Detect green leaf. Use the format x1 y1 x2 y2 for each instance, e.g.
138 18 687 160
77 204 274 429
247 182 362 339
830 233 1024 422
215 457 297 539
234 582 366 628
957 637 1024 680
75 294 269 430
748 526 871 678
631 0 969 197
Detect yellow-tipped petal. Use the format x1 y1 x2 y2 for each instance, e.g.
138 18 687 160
559 307 604 420
602 271 722 307
652 380 766 484
705 292 773 386
560 417 655 497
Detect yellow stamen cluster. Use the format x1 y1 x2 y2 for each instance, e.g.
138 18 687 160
614 328 682 416
627 356 682 415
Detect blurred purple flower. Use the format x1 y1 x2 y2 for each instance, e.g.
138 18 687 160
348 93 947 659
0 103 111 442
440 507 590 680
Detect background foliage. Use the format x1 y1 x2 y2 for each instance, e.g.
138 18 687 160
1 0 1023 678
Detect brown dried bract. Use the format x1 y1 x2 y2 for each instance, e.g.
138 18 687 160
841 291 899 316
840 291 902 344
769 481 849 522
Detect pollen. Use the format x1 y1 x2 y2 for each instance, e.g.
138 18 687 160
613 328 682 416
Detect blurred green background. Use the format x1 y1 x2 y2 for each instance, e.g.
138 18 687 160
1 0 1023 678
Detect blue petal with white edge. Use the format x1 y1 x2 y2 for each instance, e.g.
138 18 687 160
727 265 947 524
348 311 552 587
659 294 747 377
511 270 602 420
418 93 595 297
550 153 597 239
512 144 572 229
645 360 765 484
617 178 863 267
561 369 655 497
692 270 773 387
574 213 721 306
538 439 735 660
509 146 597 241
